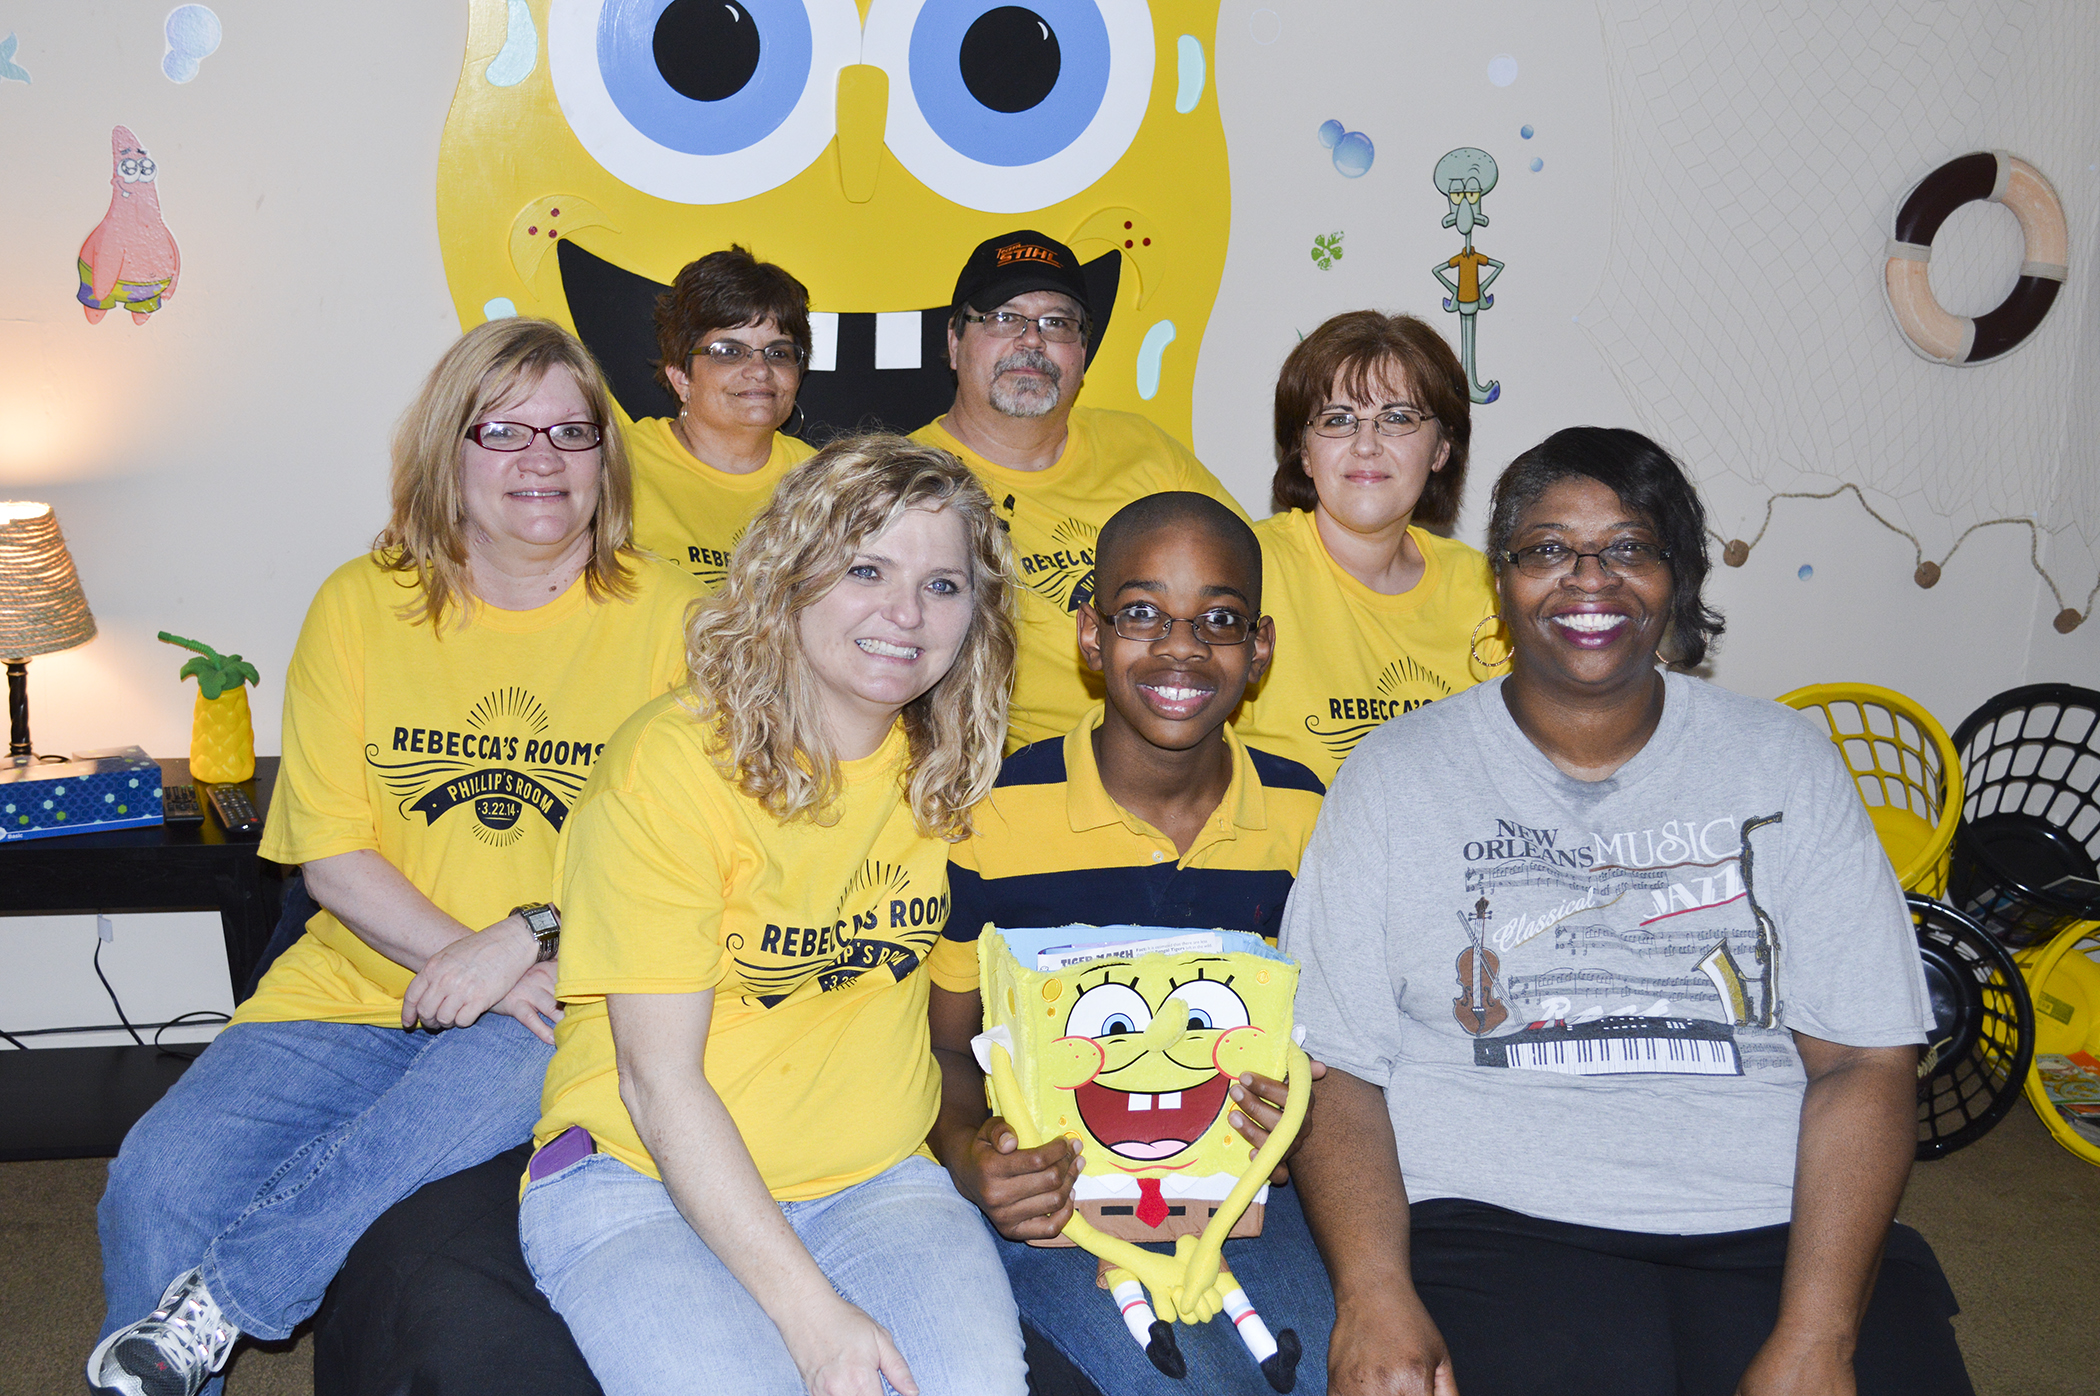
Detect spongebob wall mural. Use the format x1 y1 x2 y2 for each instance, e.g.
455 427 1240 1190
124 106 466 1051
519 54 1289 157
436 0 1230 445
975 925 1312 1391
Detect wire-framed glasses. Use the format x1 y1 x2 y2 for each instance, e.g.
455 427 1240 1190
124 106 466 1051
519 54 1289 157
1309 408 1435 439
1102 602 1256 645
1500 541 1673 578
695 340 807 368
465 422 603 452
960 310 1087 344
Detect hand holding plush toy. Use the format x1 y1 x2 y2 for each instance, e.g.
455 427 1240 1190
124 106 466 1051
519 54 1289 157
976 926 1311 1392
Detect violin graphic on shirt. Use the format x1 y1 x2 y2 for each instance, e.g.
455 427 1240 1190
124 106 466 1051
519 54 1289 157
1453 895 1508 1036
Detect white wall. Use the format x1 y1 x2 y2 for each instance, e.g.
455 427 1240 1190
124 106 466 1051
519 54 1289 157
0 2 467 759
1 0 2091 771
1199 0 2098 722
1 911 232 1049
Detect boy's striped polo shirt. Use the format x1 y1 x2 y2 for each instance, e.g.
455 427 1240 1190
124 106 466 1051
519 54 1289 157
929 704 1326 993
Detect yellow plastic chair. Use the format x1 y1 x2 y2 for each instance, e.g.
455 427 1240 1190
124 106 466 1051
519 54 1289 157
1778 684 1963 896
2015 921 2100 1165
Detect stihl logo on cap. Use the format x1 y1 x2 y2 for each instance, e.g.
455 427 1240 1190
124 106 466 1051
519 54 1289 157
995 242 1064 268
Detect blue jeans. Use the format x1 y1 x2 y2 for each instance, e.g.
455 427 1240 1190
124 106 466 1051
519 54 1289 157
97 1016 552 1372
999 1183 1335 1396
521 1151 1027 1396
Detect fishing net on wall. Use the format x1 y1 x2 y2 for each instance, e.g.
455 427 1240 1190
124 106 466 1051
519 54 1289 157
1579 0 2099 627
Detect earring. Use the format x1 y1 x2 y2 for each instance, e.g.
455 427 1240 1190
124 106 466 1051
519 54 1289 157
1470 614 1510 670
785 401 807 438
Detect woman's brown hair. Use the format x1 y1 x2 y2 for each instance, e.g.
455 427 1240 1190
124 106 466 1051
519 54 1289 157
1270 310 1472 527
653 246 812 396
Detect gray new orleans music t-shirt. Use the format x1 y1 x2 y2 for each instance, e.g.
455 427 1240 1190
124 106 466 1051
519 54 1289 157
1281 671 1933 1234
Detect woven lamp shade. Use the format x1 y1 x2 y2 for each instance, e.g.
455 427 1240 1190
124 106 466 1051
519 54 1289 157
0 502 97 660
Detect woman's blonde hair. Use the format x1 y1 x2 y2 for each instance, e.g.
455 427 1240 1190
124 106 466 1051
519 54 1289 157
685 434 1016 839
377 317 636 628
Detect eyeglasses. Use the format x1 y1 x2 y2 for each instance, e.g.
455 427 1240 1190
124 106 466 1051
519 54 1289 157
695 341 807 368
465 421 603 452
1101 602 1256 645
1309 408 1435 439
960 310 1087 344
1500 541 1673 578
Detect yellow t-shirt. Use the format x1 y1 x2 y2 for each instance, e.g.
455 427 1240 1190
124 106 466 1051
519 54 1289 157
911 407 1250 751
535 700 949 1201
1235 507 1501 783
240 554 704 1027
626 415 814 588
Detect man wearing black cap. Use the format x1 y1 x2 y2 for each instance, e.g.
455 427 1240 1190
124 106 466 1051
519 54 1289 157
913 230 1248 750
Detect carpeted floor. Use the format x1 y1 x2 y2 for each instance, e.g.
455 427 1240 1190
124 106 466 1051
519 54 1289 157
0 1151 311 1396
1895 1105 2100 1396
6 1103 2095 1396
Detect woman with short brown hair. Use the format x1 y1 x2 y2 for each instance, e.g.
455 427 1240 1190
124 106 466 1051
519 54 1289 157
1234 310 1501 783
631 245 818 588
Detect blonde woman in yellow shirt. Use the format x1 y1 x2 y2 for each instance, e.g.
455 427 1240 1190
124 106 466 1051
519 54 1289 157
91 319 703 1396
628 246 817 587
1235 312 1503 783
524 437 1028 1396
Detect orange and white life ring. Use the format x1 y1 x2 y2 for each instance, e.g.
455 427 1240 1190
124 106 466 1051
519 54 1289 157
1884 150 2067 365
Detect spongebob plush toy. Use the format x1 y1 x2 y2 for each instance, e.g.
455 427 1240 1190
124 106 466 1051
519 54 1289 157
975 925 1309 1392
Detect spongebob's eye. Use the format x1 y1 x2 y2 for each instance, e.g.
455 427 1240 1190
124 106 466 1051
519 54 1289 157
1065 982 1152 1041
1167 979 1249 1033
864 0 1154 213
549 0 861 204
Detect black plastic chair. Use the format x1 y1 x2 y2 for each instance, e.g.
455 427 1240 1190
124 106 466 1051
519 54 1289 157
1947 684 2100 948
1911 895 2034 1160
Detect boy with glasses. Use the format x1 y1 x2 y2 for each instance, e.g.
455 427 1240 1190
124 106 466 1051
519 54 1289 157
924 492 1336 1396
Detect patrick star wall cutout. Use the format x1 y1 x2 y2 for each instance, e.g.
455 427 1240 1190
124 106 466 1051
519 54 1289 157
77 126 181 325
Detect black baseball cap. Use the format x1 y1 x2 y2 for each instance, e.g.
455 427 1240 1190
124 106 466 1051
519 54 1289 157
950 230 1092 319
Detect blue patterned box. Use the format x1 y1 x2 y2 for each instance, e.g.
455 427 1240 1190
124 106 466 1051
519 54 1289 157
0 746 164 842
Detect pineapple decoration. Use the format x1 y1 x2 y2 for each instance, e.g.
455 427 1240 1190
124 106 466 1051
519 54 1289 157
159 631 261 784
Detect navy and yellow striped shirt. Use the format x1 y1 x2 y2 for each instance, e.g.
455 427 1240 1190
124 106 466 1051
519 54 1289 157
928 705 1326 992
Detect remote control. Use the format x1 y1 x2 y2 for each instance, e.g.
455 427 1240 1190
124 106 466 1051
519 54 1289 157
204 783 263 840
162 782 204 824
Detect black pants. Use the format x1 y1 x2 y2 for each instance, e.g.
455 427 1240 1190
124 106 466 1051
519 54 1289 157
1410 1199 1973 1396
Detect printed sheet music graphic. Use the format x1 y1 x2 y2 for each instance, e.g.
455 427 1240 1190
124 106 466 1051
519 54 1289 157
1475 1014 1743 1077
1447 807 1801 1079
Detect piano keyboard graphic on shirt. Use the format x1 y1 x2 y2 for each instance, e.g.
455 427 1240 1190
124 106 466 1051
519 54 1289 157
1473 1016 1743 1077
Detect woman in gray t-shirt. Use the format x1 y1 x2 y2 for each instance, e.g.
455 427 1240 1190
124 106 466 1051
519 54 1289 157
1282 427 1972 1396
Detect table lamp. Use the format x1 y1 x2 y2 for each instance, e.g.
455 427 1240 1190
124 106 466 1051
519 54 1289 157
0 502 97 763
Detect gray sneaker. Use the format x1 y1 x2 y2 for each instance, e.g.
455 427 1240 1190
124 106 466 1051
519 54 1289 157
86 1267 239 1396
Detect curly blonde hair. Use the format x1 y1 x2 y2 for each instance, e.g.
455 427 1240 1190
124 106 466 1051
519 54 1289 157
377 317 636 629
684 435 1016 839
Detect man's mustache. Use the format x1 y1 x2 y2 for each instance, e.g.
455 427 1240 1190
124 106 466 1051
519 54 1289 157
993 348 1061 386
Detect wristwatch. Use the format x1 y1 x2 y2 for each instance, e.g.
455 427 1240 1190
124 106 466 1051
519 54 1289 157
511 902 561 962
